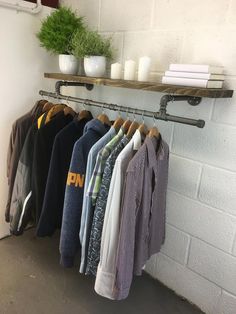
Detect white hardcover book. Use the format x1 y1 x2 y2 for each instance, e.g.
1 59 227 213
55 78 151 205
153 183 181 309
162 76 223 88
165 71 224 80
169 64 224 74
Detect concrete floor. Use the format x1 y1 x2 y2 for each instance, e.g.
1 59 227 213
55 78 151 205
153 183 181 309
0 229 204 314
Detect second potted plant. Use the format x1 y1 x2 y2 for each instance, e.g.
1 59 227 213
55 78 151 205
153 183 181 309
72 30 113 77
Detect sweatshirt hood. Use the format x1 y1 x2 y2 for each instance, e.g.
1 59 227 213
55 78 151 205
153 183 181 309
83 118 110 136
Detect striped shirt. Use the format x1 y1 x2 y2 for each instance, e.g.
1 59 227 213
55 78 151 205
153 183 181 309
87 127 124 205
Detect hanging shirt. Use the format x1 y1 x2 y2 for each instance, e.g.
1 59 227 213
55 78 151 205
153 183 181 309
86 136 129 276
114 136 169 300
86 127 125 206
79 126 117 274
32 111 73 225
36 116 93 237
5 100 46 222
60 119 110 268
94 129 142 299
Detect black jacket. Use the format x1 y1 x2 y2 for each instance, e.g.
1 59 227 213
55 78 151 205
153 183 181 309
32 111 73 225
36 116 93 237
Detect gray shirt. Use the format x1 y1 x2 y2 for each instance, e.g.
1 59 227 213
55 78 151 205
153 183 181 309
114 136 169 300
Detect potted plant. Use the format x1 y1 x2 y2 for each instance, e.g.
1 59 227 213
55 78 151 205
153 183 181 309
37 6 85 75
71 29 113 77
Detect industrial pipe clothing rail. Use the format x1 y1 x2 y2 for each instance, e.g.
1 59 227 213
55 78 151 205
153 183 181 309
39 82 205 128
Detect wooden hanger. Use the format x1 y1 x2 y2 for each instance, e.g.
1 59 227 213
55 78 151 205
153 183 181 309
127 121 139 138
64 106 76 117
148 114 160 138
122 119 132 133
113 117 124 132
148 126 160 138
42 102 54 112
78 110 91 120
138 123 148 136
97 113 112 126
46 104 66 123
126 109 140 138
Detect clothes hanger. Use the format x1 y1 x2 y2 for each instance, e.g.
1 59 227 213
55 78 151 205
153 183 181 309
148 114 160 138
113 106 124 132
138 111 148 136
64 97 76 117
78 101 92 120
122 107 132 133
46 104 66 123
127 109 140 138
97 104 112 126
42 101 54 112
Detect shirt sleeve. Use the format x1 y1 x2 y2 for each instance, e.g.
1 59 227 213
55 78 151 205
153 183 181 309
36 135 61 237
7 123 16 180
114 165 143 300
94 160 123 299
60 142 86 268
86 152 101 197
79 150 95 273
79 150 94 244
9 128 35 235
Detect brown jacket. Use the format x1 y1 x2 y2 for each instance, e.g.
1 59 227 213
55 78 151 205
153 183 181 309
5 100 47 222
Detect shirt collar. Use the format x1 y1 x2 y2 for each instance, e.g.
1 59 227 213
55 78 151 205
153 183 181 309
145 135 166 168
83 118 110 135
132 129 142 150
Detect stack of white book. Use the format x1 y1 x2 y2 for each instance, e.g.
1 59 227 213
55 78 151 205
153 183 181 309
162 64 224 88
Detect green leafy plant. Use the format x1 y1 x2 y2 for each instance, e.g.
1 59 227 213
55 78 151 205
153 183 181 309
71 29 113 59
37 6 85 55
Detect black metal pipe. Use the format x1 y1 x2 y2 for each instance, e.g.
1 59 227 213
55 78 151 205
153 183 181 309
39 90 205 128
55 81 93 94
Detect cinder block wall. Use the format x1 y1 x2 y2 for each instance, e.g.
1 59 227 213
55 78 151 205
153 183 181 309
62 1 236 313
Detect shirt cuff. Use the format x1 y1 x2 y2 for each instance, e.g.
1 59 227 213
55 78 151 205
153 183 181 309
113 285 130 300
94 264 116 300
60 255 74 268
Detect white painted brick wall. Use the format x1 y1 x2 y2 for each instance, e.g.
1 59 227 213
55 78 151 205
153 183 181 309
123 31 183 72
217 291 236 314
172 122 236 171
99 0 153 31
167 190 236 253
160 224 190 265
199 166 236 216
168 155 202 198
146 253 221 314
188 239 236 295
61 0 236 312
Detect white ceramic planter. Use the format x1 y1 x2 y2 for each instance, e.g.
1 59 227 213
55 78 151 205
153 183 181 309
59 54 78 75
84 56 106 77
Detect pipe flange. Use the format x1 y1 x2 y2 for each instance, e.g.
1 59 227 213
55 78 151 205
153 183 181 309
187 97 202 106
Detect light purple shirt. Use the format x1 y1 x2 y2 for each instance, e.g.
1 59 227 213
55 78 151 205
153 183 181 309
114 136 169 300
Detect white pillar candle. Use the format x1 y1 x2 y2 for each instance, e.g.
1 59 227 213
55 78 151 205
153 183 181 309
111 63 122 79
138 56 151 81
124 60 136 80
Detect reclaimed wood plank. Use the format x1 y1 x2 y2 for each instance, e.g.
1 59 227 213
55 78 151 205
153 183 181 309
44 73 234 98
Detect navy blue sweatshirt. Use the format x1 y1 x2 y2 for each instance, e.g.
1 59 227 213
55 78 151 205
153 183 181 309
36 116 93 237
60 119 110 268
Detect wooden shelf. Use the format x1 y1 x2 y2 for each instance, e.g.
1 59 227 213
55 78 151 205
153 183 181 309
44 73 234 99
